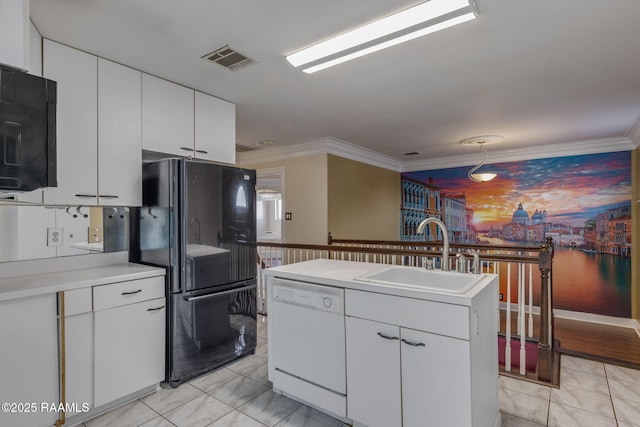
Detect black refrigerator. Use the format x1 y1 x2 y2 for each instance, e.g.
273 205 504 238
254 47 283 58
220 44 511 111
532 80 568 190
130 158 257 387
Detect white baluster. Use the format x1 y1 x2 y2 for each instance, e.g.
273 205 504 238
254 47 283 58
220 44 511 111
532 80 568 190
505 262 512 372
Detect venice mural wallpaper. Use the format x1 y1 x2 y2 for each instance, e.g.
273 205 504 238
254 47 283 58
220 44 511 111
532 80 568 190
401 151 632 318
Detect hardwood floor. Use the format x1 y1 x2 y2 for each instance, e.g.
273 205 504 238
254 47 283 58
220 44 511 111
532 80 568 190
500 310 640 369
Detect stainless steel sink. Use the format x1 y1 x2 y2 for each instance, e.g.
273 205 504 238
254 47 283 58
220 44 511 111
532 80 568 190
353 266 484 294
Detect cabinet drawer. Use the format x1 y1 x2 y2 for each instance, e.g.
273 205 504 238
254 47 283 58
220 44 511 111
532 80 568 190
345 289 470 340
63 287 92 316
93 276 164 311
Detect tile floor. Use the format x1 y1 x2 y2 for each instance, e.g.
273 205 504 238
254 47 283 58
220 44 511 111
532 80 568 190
79 315 640 427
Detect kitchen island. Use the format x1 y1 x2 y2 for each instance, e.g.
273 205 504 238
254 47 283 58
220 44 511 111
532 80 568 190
265 258 500 427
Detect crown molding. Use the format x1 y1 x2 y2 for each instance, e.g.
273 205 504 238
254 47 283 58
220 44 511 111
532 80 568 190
627 115 640 148
401 137 635 172
238 136 635 173
237 137 404 171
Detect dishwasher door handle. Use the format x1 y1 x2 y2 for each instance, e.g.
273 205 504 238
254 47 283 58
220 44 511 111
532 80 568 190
184 284 256 302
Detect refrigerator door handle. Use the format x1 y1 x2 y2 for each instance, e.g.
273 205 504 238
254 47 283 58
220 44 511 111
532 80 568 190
184 284 256 302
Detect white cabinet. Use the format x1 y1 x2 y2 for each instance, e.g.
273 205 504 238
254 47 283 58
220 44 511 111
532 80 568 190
93 276 165 407
194 91 236 164
42 41 142 206
64 288 94 413
142 73 194 157
43 39 98 205
0 0 29 70
142 74 236 163
98 58 142 206
0 294 59 427
345 288 497 427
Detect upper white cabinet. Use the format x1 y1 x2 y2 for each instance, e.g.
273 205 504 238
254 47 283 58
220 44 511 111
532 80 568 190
195 91 236 164
43 39 99 205
142 74 236 164
0 0 30 70
142 74 194 157
98 58 142 206
42 41 142 206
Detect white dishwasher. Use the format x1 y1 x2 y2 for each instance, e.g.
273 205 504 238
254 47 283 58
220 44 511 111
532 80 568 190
268 277 346 418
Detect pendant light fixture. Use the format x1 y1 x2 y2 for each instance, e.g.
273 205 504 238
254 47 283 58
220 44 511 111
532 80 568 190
460 135 502 183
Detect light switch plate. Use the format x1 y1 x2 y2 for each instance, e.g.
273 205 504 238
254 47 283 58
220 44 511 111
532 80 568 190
47 227 63 247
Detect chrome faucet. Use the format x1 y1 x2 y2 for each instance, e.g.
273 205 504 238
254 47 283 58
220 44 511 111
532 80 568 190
456 253 467 273
469 249 481 274
416 217 450 271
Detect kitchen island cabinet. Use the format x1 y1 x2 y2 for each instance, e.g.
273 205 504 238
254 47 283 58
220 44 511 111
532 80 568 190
265 259 500 427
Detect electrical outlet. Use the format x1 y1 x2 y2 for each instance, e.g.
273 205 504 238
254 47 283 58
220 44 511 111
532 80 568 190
499 293 504 300
47 227 63 247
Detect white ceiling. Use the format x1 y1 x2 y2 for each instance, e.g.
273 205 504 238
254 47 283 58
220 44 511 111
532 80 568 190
30 0 640 162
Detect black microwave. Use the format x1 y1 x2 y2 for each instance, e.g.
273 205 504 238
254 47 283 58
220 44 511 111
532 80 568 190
0 66 57 192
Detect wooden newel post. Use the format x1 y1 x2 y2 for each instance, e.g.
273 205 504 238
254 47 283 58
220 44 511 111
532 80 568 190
537 240 554 382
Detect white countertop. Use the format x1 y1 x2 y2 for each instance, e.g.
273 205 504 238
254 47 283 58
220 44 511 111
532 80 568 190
0 262 165 302
263 259 496 306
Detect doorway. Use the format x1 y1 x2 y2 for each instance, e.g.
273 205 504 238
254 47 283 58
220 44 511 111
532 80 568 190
256 167 285 243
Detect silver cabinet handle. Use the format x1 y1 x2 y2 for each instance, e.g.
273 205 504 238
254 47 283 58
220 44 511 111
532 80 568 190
377 332 399 341
195 149 208 154
180 147 193 151
98 195 119 199
147 306 165 312
401 339 426 347
121 289 142 295
75 194 97 198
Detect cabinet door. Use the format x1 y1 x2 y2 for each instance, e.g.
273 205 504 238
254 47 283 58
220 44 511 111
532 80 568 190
142 74 194 157
66 312 93 411
94 297 165 407
401 328 472 427
98 58 142 206
194 91 236 164
43 39 98 205
345 316 401 427
0 294 59 427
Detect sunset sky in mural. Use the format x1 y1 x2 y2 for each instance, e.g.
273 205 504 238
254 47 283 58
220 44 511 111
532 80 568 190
402 151 631 229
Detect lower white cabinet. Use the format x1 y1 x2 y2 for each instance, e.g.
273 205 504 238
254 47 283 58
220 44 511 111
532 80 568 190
93 279 165 407
0 294 59 427
346 317 471 427
345 287 497 427
64 288 94 412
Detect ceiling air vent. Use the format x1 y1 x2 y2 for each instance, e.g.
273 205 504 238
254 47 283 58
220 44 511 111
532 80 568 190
202 46 256 71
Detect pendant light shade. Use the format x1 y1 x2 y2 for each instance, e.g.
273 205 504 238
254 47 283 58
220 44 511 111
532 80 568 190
460 135 502 183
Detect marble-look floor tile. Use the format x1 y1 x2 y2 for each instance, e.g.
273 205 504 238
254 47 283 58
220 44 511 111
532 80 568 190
561 355 605 376
618 422 640 427
499 388 549 425
189 368 243 393
605 363 640 385
84 400 158 427
608 377 640 403
548 402 617 427
612 396 640 425
208 410 268 427
163 394 233 427
141 383 204 414
139 416 178 427
499 375 551 400
550 386 614 419
239 390 303 427
245 363 270 385
500 412 546 427
209 375 270 408
258 327 268 339
274 405 343 427
227 354 268 376
558 366 610 396
256 341 268 357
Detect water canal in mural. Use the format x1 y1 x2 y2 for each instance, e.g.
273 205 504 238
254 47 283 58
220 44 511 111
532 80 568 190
402 151 632 318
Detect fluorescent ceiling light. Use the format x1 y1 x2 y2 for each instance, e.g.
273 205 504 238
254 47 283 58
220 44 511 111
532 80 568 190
286 0 477 73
